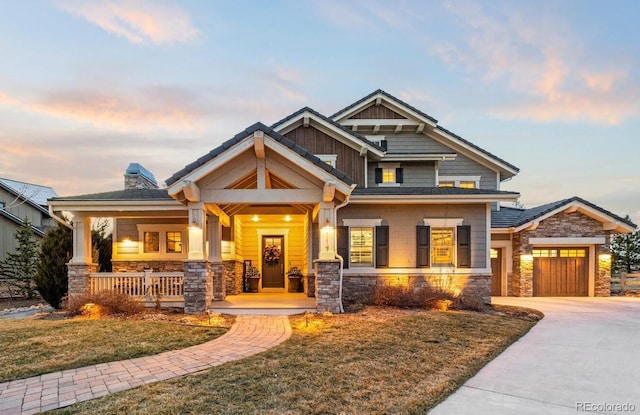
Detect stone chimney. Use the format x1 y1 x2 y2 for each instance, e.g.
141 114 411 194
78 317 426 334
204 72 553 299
124 163 159 190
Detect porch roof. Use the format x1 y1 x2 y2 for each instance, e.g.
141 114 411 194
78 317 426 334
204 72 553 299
166 122 356 187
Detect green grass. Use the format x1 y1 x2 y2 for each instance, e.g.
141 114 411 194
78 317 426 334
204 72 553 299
0 318 229 383
51 308 537 415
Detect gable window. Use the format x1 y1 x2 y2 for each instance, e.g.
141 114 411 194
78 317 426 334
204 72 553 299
375 163 403 186
438 176 480 189
317 154 337 168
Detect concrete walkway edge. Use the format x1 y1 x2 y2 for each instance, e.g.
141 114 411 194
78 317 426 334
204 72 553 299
0 315 291 415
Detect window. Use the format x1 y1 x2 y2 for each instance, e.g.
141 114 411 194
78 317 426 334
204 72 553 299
438 176 480 188
350 227 373 266
317 154 337 167
375 163 403 186
166 231 183 253
431 228 455 266
144 232 160 253
532 249 586 258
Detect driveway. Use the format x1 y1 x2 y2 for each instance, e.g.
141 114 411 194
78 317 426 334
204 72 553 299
430 297 640 414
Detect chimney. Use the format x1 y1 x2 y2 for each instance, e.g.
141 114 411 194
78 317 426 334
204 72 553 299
124 163 158 190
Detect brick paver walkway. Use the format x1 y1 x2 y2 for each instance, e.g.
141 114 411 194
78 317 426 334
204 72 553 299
0 315 291 415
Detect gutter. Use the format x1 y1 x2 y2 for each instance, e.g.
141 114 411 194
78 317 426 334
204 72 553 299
48 204 73 230
333 184 357 313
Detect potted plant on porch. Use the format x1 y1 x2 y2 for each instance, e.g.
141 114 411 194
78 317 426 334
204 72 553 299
287 266 304 293
246 266 261 293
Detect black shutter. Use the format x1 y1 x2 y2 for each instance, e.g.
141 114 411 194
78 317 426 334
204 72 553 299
396 168 403 183
416 226 430 267
380 139 388 151
337 226 349 269
375 226 389 268
457 225 471 268
374 168 382 183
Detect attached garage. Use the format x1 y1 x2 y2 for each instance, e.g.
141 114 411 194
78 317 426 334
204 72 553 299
532 248 588 296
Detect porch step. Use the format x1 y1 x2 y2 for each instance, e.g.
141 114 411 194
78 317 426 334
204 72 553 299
208 307 316 316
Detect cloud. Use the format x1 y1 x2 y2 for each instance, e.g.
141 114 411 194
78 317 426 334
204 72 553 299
429 1 640 125
56 0 199 44
259 66 307 103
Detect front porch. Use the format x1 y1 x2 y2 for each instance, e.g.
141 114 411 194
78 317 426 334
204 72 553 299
209 293 317 315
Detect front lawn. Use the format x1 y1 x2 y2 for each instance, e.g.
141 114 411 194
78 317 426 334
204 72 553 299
51 307 538 415
0 314 231 383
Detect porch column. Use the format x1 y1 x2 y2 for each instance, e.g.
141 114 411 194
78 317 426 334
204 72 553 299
317 202 336 260
207 214 226 300
188 203 206 260
67 215 95 298
183 260 213 314
314 259 341 313
595 244 612 297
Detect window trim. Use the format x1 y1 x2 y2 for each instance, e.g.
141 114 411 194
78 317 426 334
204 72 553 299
343 219 383 268
376 162 401 187
438 175 480 188
316 154 337 167
134 224 189 259
422 218 465 268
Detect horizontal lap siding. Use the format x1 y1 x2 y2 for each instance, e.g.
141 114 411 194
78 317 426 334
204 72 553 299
438 153 498 190
284 126 364 186
338 204 487 268
115 218 188 242
383 133 454 154
367 161 436 187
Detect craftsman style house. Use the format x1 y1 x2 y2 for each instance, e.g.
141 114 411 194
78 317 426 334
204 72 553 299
48 90 636 313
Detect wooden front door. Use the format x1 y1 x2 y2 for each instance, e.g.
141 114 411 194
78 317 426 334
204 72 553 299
262 236 284 289
491 248 502 296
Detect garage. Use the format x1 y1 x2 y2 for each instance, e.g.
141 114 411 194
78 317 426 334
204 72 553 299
532 248 588 296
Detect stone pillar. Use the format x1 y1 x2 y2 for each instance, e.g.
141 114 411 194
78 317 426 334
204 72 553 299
211 261 226 300
595 247 612 297
516 254 534 297
183 260 213 314
314 259 341 313
67 263 97 298
224 260 243 295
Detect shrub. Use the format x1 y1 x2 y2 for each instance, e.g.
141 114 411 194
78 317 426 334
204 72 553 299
372 284 460 311
34 222 72 308
65 290 144 317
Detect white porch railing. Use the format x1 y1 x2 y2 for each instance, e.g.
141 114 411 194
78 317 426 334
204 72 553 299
89 271 184 307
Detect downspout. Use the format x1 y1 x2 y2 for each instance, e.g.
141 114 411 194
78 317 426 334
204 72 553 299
333 184 357 313
48 204 73 230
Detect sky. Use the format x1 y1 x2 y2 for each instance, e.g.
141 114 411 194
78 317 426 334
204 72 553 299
0 0 638 225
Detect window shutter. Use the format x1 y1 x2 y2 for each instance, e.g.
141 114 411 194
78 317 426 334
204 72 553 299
416 226 430 267
374 168 382 183
375 226 389 268
337 226 349 269
396 168 403 183
380 140 388 151
457 225 471 268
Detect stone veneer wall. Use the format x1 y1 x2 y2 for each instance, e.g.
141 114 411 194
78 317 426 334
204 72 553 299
183 260 212 314
211 261 225 301
67 263 98 297
509 211 613 297
341 273 491 305
305 274 315 297
224 260 243 295
111 261 184 272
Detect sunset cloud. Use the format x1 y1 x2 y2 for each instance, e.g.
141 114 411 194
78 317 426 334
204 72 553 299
56 0 199 44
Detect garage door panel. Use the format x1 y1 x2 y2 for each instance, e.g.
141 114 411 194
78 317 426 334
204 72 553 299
533 248 588 296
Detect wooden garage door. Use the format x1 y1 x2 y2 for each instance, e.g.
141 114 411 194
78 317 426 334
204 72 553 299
533 248 588 296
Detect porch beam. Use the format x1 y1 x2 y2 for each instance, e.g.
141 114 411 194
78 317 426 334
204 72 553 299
253 131 265 159
201 189 322 203
323 181 336 202
181 180 200 202
206 204 230 227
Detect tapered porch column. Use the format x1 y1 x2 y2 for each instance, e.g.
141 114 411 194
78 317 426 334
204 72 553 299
208 214 225 300
68 215 96 297
317 201 336 260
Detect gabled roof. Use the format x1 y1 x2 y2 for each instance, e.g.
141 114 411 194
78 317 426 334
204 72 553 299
0 178 57 216
331 89 519 179
271 106 386 153
331 89 438 124
166 122 355 187
492 196 637 233
0 208 45 237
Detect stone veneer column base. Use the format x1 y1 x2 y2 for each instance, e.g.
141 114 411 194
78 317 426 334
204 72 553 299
67 263 98 298
314 259 341 313
184 260 213 314
211 261 225 301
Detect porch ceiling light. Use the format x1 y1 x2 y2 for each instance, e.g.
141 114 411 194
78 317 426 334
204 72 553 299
252 215 259 222
285 215 291 222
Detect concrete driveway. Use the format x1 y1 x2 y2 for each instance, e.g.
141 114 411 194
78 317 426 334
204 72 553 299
430 297 640 414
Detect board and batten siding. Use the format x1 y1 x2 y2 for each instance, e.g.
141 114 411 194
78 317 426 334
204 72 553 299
338 203 488 269
438 153 498 190
284 126 364 186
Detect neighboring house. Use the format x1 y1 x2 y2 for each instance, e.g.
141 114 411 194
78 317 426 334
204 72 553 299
48 90 637 313
0 178 57 262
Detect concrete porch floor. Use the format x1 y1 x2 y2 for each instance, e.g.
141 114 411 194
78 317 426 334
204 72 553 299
209 293 317 315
